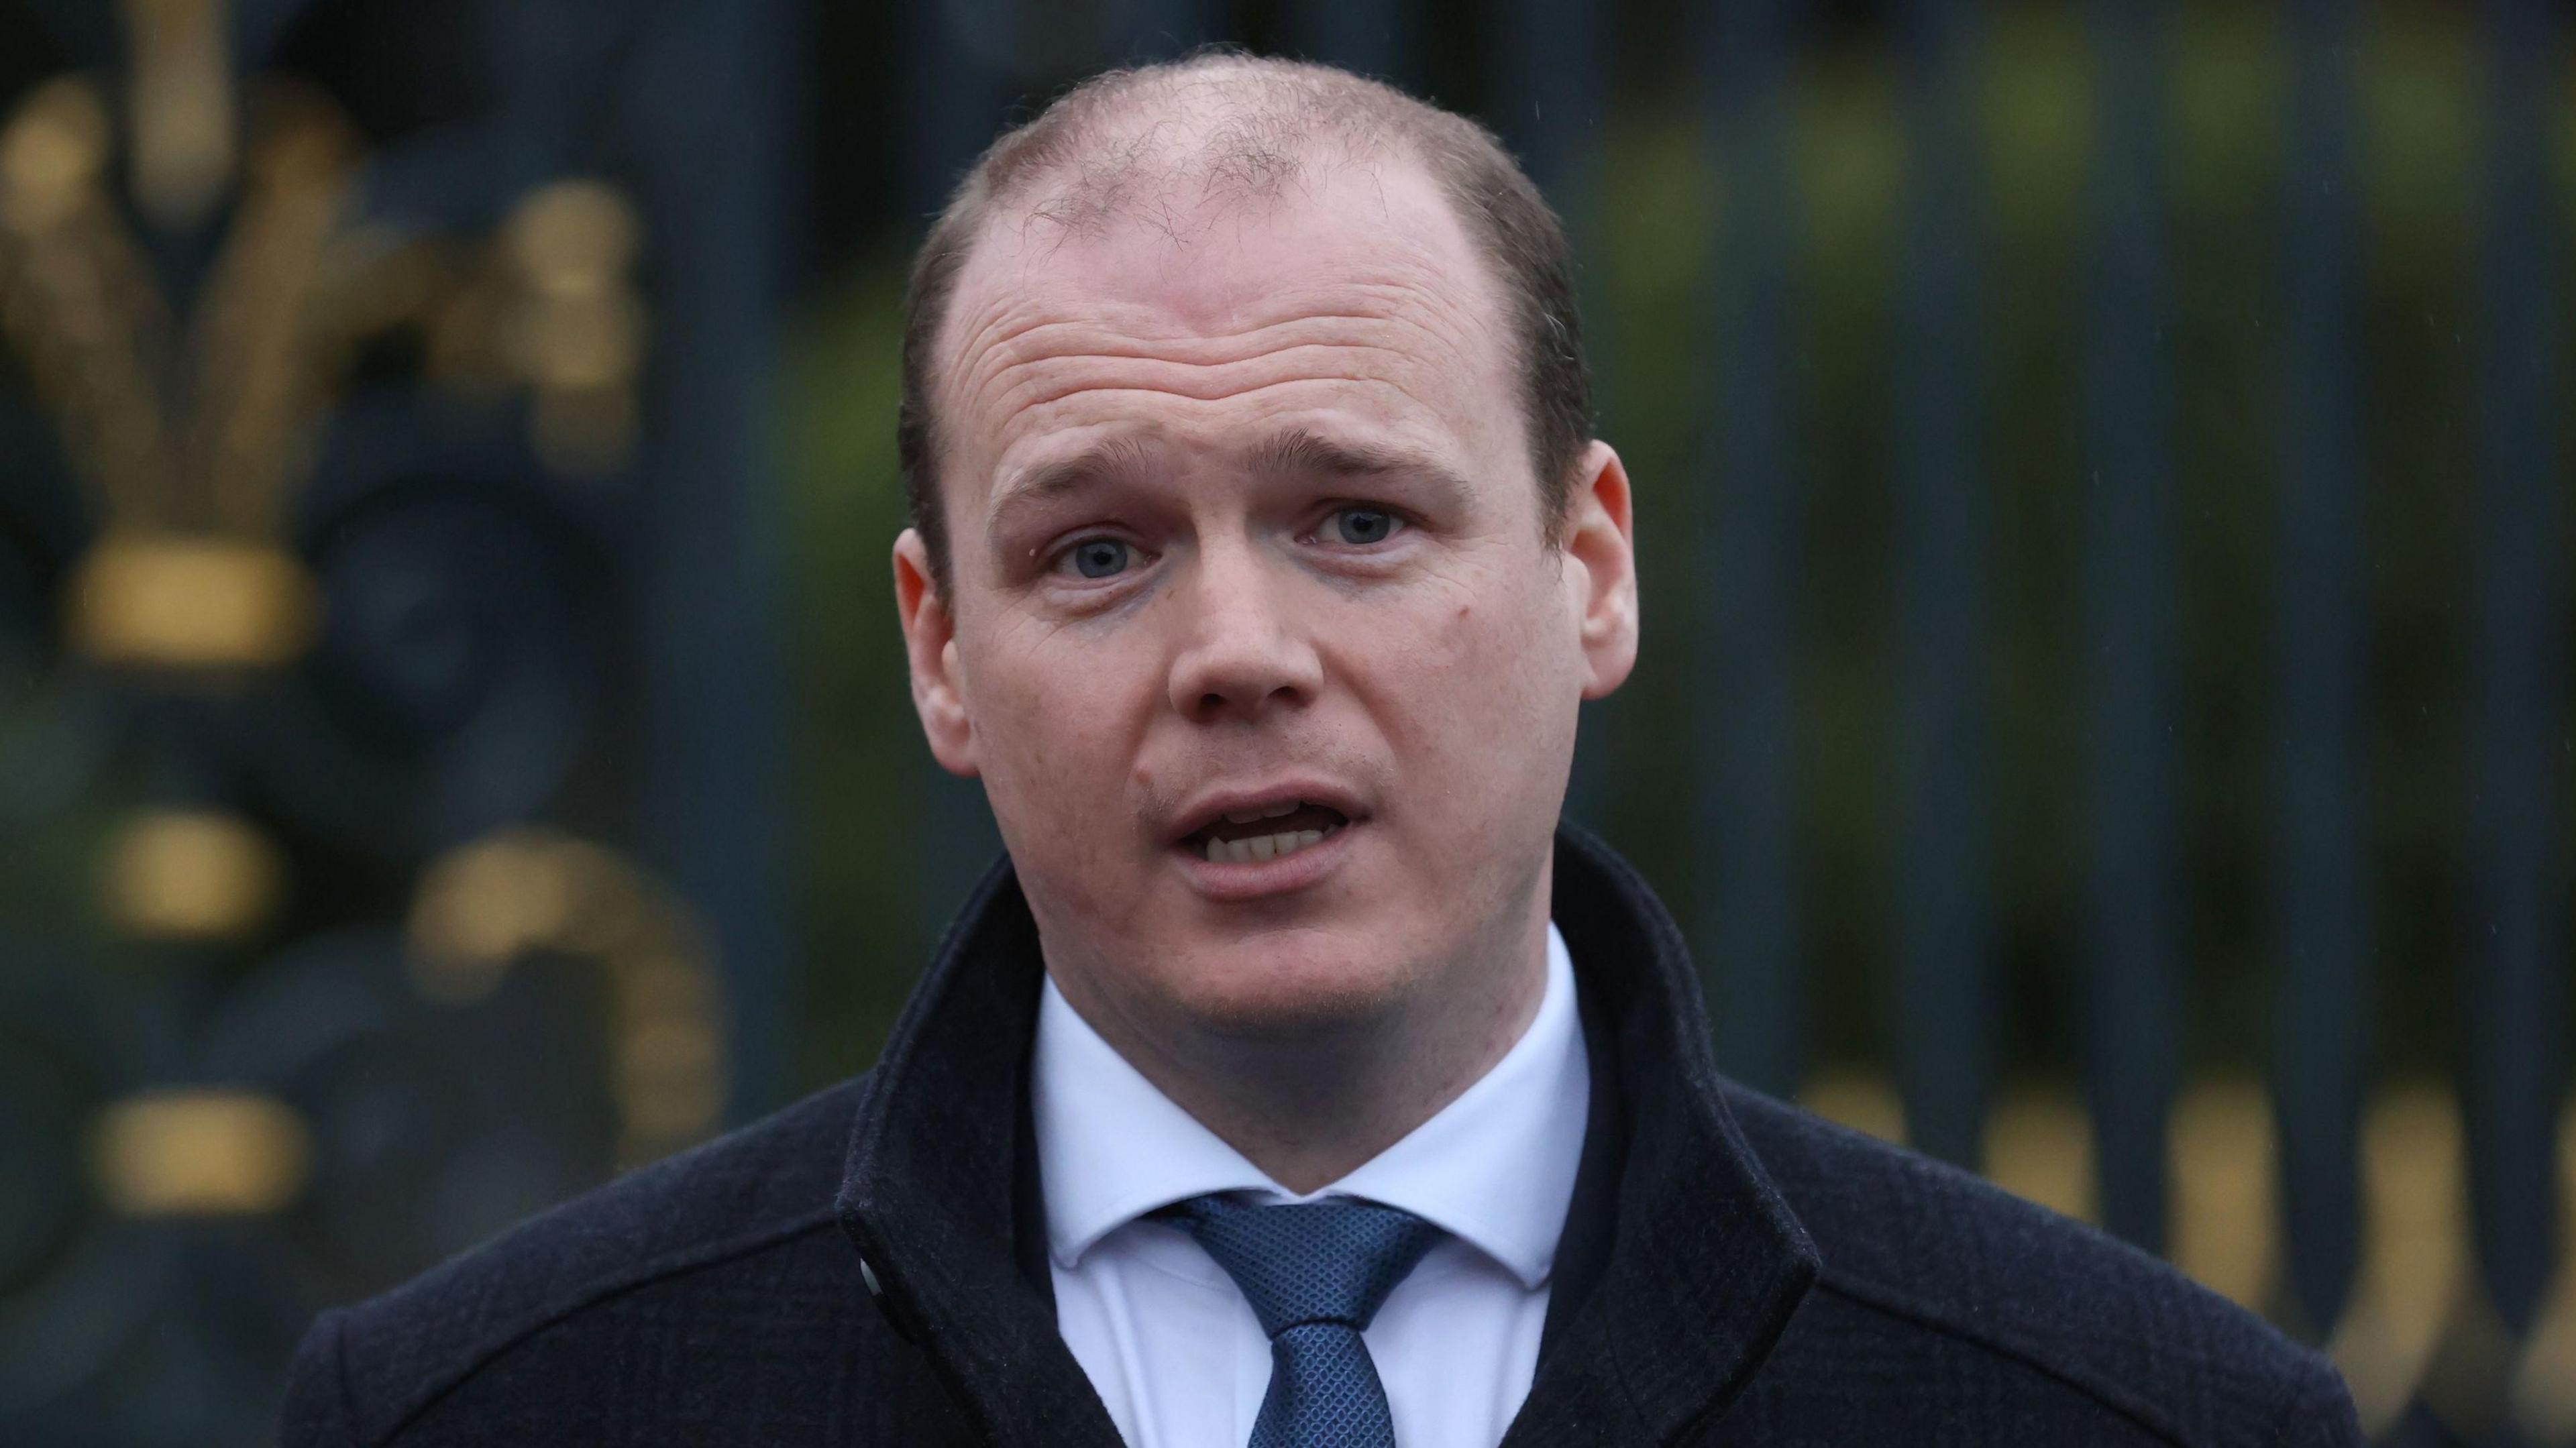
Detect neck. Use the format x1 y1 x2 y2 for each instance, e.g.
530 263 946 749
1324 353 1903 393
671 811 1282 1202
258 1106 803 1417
1049 896 1553 1195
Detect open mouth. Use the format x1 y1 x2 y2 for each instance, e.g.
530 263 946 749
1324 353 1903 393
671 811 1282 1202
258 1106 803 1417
1183 801 1352 865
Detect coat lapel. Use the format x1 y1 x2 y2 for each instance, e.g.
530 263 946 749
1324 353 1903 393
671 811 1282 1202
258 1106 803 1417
835 824 1819 1447
1506 824 1819 1445
835 858 1126 1447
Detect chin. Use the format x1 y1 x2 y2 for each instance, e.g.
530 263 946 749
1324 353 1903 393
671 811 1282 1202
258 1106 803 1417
1153 934 1419 1040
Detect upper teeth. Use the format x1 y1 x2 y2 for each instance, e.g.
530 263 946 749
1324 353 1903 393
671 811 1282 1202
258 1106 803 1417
1222 801 1302 824
1205 828 1331 865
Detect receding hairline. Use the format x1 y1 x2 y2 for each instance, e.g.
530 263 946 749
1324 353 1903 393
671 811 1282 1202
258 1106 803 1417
928 140 1517 461
976 56 1428 222
899 50 1593 594
930 57 1496 374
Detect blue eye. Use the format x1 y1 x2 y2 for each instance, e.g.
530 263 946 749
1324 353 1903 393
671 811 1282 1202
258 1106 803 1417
1067 538 1132 579
1330 508 1400 545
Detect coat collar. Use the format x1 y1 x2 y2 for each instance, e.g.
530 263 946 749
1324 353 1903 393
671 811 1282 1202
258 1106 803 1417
835 822 1818 1446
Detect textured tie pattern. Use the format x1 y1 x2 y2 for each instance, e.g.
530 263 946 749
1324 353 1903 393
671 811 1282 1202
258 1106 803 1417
1160 1194 1444 1448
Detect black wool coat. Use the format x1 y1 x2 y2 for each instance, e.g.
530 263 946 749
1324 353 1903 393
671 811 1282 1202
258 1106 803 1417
282 825 2365 1447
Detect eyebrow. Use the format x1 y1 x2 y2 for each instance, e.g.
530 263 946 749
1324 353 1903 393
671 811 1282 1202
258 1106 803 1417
985 435 1159 549
982 427 1474 552
1245 429 1474 506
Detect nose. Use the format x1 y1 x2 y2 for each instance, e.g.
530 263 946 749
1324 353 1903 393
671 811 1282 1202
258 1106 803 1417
1165 540 1324 724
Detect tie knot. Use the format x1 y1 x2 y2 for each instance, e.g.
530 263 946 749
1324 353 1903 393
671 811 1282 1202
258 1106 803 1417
1158 1194 1444 1339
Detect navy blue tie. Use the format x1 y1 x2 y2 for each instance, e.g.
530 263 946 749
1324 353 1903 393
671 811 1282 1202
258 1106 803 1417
1159 1194 1444 1448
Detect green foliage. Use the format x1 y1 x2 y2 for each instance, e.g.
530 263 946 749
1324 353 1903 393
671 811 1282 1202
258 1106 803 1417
777 263 932 1087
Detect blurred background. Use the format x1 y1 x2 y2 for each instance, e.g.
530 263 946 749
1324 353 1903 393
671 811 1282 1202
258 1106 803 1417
0 0 2566 1443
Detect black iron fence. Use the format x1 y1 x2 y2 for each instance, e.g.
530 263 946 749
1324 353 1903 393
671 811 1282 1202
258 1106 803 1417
0 1 2565 1445
833 3 2573 1442
0 0 786 1441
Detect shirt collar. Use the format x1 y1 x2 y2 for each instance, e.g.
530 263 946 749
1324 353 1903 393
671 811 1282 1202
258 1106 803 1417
837 822 1821 1448
1032 922 1589 1290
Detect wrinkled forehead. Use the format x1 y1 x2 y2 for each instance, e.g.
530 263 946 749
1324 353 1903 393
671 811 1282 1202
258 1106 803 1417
930 155 1523 504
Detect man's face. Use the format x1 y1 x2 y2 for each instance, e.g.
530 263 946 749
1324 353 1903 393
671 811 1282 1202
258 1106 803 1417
896 155 1635 1046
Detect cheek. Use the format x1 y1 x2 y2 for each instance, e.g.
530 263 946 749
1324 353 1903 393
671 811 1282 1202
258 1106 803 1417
961 618 1155 856
1360 563 1577 810
1457 564 1572 681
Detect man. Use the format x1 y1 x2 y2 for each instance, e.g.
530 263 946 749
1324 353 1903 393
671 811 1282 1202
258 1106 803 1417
284 53 2362 1447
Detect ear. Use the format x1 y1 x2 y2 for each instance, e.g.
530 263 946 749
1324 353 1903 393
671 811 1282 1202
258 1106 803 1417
1560 441 1638 700
893 528 980 777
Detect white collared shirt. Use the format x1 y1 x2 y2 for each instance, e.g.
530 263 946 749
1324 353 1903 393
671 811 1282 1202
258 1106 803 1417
1032 922 1589 1448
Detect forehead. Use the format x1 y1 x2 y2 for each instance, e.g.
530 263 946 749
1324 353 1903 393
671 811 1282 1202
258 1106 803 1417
932 156 1523 510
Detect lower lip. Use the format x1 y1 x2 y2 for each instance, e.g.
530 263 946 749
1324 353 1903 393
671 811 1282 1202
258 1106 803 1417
1173 821 1360 902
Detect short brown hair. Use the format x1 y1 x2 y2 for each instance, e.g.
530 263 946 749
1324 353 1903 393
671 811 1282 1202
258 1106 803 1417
897 50 1591 594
